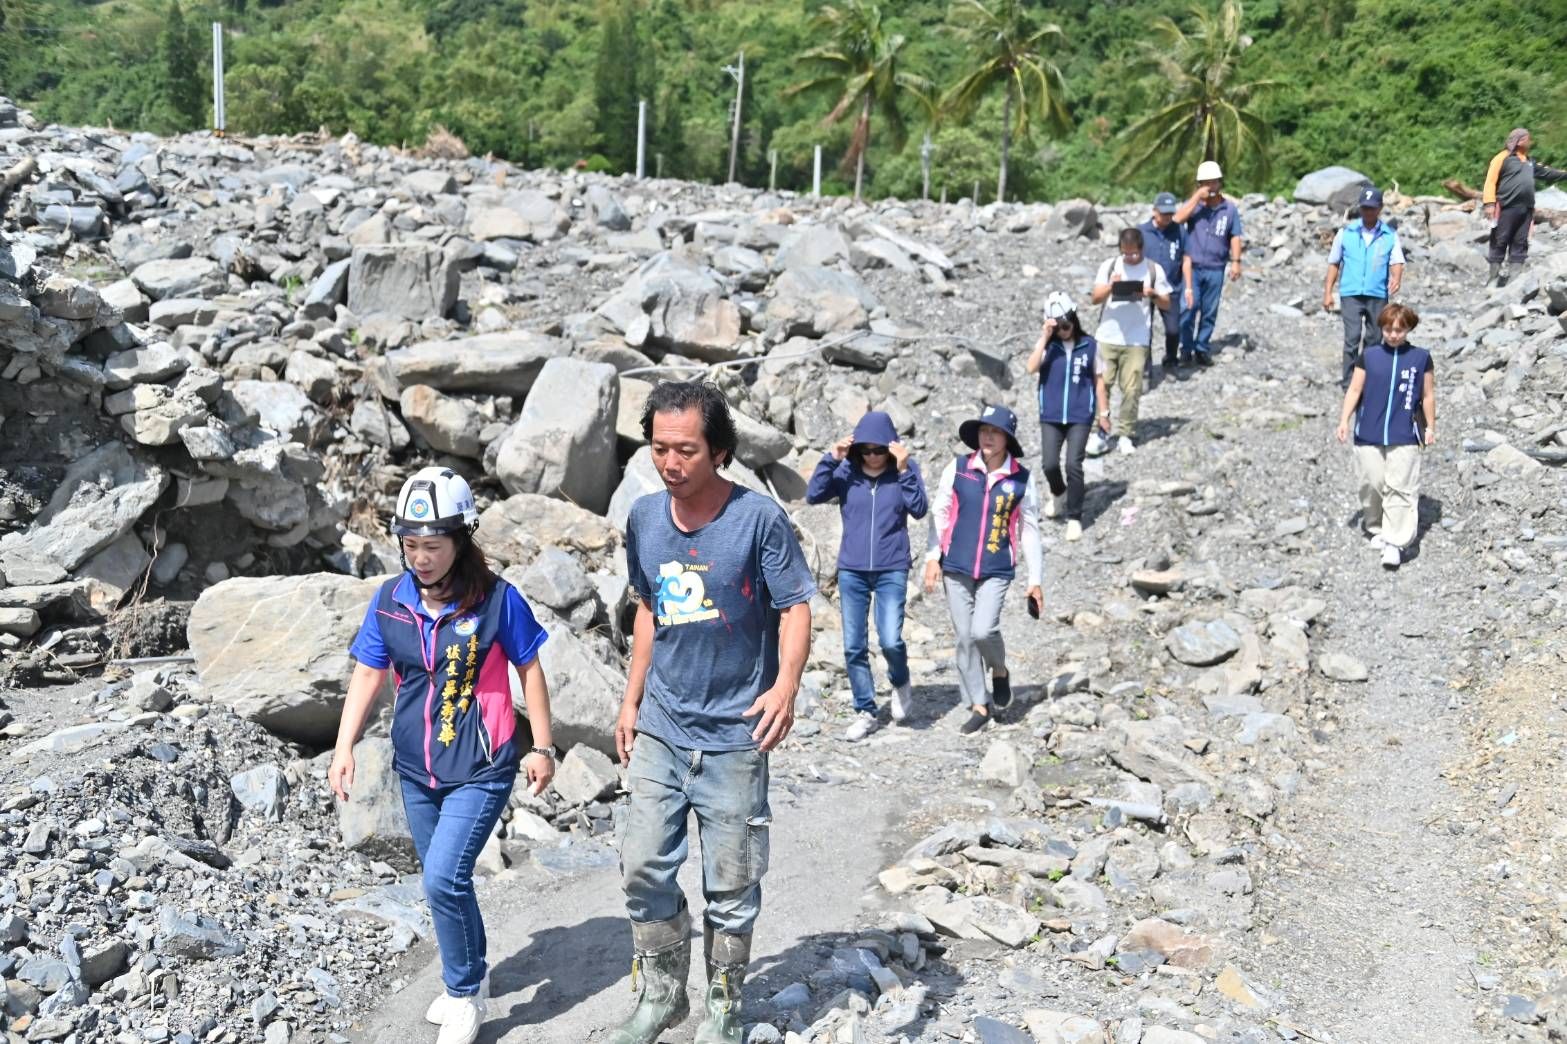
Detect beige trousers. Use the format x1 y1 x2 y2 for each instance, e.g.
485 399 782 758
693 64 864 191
1099 341 1147 438
1354 444 1423 549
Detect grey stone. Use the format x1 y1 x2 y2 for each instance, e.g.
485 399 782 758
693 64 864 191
79 940 129 989
973 1017 1035 1044
532 617 626 757
763 266 878 338
0 607 41 637
336 738 418 872
350 398 412 451
302 258 350 319
399 384 485 458
978 740 1031 788
733 410 793 468
285 351 338 405
585 184 631 231
403 169 457 197
103 342 189 390
230 764 289 821
1317 652 1369 682
347 243 458 320
17 956 73 994
478 493 617 566
156 906 245 960
130 257 221 301
379 331 571 398
552 744 621 806
520 547 594 612
226 380 318 441
148 297 219 329
1165 619 1243 666
1293 166 1372 205
774 224 852 271
494 357 620 513
1043 199 1099 240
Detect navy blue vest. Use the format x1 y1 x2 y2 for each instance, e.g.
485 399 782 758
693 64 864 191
1036 335 1099 425
375 576 522 787
1355 344 1431 447
940 454 1030 580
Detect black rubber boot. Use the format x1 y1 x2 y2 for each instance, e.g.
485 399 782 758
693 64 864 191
607 911 691 1044
694 925 750 1044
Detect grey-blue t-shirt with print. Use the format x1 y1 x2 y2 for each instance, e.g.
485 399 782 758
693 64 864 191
625 484 818 752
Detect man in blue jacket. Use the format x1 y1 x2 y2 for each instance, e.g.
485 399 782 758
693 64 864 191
1323 186 1405 388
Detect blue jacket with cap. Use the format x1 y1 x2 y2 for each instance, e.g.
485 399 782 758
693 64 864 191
806 411 929 572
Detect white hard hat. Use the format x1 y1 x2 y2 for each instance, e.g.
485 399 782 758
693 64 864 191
391 466 478 537
1196 160 1224 182
1043 291 1076 320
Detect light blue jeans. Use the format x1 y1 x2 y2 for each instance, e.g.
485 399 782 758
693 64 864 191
620 732 771 935
1180 265 1226 357
400 775 512 997
838 568 911 714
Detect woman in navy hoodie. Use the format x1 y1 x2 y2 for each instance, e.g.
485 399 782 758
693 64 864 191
1026 291 1111 542
807 410 929 741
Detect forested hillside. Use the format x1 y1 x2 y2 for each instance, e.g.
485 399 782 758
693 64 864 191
4 0 1564 202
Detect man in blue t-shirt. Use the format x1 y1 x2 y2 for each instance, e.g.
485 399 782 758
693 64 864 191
609 381 815 1044
1139 192 1188 370
1174 160 1245 367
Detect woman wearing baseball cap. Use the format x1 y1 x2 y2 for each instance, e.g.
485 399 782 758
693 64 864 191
329 466 557 1044
1027 292 1111 542
922 406 1043 733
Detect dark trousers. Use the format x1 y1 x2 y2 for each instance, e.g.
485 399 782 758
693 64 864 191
1158 301 1180 363
1040 422 1091 521
1340 294 1385 387
1488 206 1532 265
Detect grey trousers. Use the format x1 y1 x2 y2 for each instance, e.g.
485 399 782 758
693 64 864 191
1340 295 1386 387
942 573 1009 707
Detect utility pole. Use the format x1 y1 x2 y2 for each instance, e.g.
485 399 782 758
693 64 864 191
211 22 226 134
920 132 932 202
768 149 777 191
812 145 822 197
635 99 647 179
723 51 745 185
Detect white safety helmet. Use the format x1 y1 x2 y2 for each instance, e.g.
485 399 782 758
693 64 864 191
391 466 479 538
1043 291 1076 321
1196 160 1224 182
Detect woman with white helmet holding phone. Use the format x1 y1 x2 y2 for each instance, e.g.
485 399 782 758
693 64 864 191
329 466 556 1044
1026 291 1111 541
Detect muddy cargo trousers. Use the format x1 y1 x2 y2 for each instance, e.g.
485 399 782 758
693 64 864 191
620 732 772 934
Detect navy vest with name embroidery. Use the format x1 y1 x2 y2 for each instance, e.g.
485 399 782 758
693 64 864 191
1036 335 1100 425
939 454 1031 580
1355 343 1431 447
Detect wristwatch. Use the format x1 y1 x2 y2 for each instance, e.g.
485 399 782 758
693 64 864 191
528 745 556 761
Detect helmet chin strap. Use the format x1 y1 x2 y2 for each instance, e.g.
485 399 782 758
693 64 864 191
400 529 469 593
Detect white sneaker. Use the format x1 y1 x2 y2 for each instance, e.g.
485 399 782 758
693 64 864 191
426 975 489 1025
1381 543 1401 569
1043 493 1065 520
1086 431 1111 457
889 683 911 723
1118 436 1136 456
1367 532 1385 548
844 711 879 742
1065 520 1082 542
435 996 485 1044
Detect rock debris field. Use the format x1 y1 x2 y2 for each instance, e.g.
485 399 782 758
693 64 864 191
3 95 1567 1044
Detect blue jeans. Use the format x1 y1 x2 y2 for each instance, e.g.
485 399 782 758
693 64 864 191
1180 266 1226 357
620 732 770 935
837 568 910 714
400 775 512 997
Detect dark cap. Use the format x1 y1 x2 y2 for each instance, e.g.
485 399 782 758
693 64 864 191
958 404 1024 460
1359 186 1384 208
1153 192 1179 214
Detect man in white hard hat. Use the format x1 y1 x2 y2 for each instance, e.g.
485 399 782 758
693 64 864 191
1172 160 1244 367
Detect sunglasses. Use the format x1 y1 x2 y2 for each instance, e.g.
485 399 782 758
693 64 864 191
859 446 890 456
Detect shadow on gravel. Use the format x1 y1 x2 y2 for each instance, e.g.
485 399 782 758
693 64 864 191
901 682 962 731
744 929 960 1041
484 916 629 1037
1081 480 1129 531
1342 495 1443 561
1135 415 1189 446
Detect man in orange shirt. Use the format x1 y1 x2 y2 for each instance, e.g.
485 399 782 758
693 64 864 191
1483 128 1567 286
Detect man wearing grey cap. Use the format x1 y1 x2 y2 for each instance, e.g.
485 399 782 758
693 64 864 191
1323 185 1404 388
1139 192 1188 371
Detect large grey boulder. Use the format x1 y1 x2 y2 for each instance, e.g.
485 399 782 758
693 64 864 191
1293 166 1372 206
596 251 726 334
347 244 458 320
1165 619 1243 667
187 574 384 746
129 257 221 301
336 738 416 871
225 380 319 442
377 331 571 398
1042 199 1100 240
517 614 626 757
585 184 631 231
479 493 617 567
650 290 743 361
467 189 570 243
762 266 879 338
399 384 485 458
608 446 665 533
773 224 851 272
0 443 167 584
301 258 351 319
493 358 620 513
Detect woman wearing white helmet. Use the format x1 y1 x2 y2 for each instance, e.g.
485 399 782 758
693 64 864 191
1026 292 1110 541
329 466 556 1044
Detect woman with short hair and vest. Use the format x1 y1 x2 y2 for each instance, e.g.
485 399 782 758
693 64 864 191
329 466 556 1044
922 405 1044 733
1027 292 1111 543
1334 304 1436 570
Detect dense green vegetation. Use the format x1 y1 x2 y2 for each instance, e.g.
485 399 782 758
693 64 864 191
4 0 1564 202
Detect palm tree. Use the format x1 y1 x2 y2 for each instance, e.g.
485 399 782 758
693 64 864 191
1118 0 1280 185
785 0 932 201
940 0 1070 203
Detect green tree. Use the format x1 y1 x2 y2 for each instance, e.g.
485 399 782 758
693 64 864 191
152 0 204 133
784 0 931 201
1118 0 1280 185
940 0 1070 202
593 0 646 171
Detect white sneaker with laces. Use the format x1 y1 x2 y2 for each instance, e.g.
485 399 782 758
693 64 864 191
435 996 485 1044
426 975 489 1025
889 683 911 723
1065 520 1083 542
1118 436 1136 456
1381 543 1401 569
844 711 879 742
1043 493 1065 520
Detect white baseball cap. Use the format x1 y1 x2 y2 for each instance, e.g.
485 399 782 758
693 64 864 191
1043 291 1075 320
1196 160 1224 182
